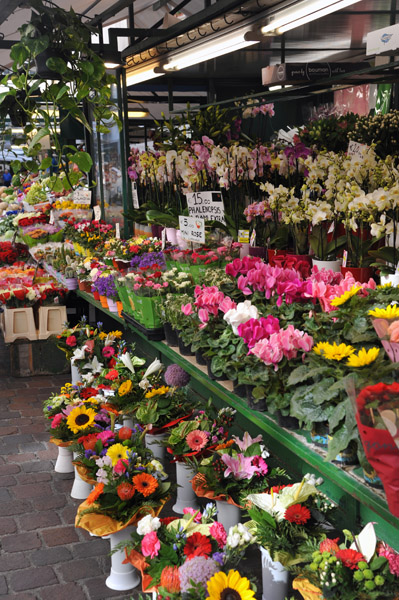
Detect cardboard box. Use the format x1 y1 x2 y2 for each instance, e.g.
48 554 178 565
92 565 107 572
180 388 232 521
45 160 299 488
366 23 399 56
262 62 370 86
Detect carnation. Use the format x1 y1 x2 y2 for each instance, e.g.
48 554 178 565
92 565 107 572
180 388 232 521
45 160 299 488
137 514 161 536
164 364 190 387
178 556 220 593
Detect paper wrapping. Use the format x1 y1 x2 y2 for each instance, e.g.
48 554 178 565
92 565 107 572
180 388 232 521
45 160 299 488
74 463 97 485
292 577 324 600
123 548 156 593
49 437 73 448
191 473 242 508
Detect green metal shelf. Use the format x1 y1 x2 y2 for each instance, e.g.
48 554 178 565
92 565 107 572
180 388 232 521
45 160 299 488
76 290 399 549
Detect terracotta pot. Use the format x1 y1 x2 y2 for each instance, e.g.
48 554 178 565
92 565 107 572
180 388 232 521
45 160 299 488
112 258 131 272
83 281 92 293
341 266 373 283
99 295 109 308
78 280 86 291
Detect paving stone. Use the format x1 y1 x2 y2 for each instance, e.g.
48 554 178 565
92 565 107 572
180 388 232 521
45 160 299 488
16 471 52 484
41 526 79 547
0 463 21 475
9 453 37 463
2 532 41 553
0 411 20 419
13 482 53 499
83 577 129 600
57 557 104 582
40 582 87 600
36 448 58 460
17 441 47 452
4 594 37 600
52 478 75 493
0 551 31 571
0 575 7 596
0 474 17 487
22 459 53 472
34 494 69 511
0 516 17 534
19 510 61 531
73 538 110 559
61 505 80 525
0 433 34 445
0 425 18 435
0 499 31 516
9 566 58 592
31 546 72 567
0 488 12 501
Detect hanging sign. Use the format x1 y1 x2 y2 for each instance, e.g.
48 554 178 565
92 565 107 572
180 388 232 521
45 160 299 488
179 215 205 243
347 140 370 159
131 182 140 209
73 188 91 205
186 191 225 223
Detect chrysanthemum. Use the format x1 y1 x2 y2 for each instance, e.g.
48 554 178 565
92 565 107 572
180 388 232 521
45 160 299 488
346 347 380 367
106 443 129 466
368 304 399 319
66 405 97 433
118 380 133 396
117 482 135 501
206 569 256 600
132 473 158 497
330 285 362 307
186 430 209 451
314 341 355 361
284 504 311 524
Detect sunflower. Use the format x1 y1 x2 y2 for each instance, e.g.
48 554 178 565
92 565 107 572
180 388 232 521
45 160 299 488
206 570 255 600
118 380 133 396
145 385 170 399
312 341 330 356
330 285 362 307
314 341 355 361
66 406 97 433
346 347 380 367
132 472 158 497
106 443 129 466
376 282 392 289
368 304 399 319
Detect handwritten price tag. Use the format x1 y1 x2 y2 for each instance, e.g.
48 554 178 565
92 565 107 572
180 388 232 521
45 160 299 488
131 182 139 209
179 215 205 243
347 140 370 159
250 230 256 247
115 223 121 239
73 188 91 205
93 205 101 221
186 191 225 224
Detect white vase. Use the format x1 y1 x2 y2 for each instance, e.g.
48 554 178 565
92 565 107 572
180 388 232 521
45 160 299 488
380 273 399 287
122 415 135 428
71 362 80 385
173 462 199 514
312 258 342 273
71 451 93 500
107 298 118 313
54 445 74 473
105 526 140 591
216 499 241 533
260 546 290 600
165 227 178 245
145 432 167 462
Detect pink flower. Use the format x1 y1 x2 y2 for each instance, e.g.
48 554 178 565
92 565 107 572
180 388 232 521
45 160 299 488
97 430 115 444
113 459 128 474
183 507 202 522
198 308 209 326
221 453 257 480
209 522 227 548
102 346 115 358
251 456 268 475
66 335 77 347
51 413 64 428
85 339 95 354
378 543 399 577
233 432 262 451
388 321 399 342
219 297 237 314
141 531 161 559
181 303 193 315
186 430 208 451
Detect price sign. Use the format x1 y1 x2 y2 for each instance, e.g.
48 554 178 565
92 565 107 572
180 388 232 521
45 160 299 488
186 191 225 224
93 205 101 221
250 230 256 247
115 223 121 239
73 188 91 205
179 215 205 243
131 182 139 209
347 140 370 159
238 230 250 243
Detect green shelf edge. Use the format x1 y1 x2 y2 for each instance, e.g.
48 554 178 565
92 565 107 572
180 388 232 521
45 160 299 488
76 290 399 546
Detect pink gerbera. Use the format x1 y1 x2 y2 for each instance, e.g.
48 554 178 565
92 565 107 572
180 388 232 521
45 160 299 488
186 430 209 451
102 346 115 358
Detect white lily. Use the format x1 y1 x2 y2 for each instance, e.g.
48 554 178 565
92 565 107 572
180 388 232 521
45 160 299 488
83 356 103 374
246 492 286 521
71 347 86 364
119 352 145 374
350 522 377 562
143 358 163 379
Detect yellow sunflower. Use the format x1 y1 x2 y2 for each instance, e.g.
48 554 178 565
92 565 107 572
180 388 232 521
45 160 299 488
314 341 355 361
330 285 362 307
313 342 330 356
376 282 392 289
145 385 170 399
106 443 129 466
206 570 255 600
118 380 133 396
66 406 97 433
368 305 399 319
347 347 380 367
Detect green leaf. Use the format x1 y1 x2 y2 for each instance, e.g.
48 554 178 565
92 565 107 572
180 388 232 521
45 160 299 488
31 36 50 57
10 43 29 65
328 401 346 432
370 556 387 571
71 151 92 173
287 365 328 386
56 85 69 101
46 56 67 74
80 62 94 76
28 126 50 149
10 160 22 173
40 157 52 170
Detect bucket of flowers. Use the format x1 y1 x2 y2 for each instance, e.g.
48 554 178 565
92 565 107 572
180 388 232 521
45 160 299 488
121 503 256 598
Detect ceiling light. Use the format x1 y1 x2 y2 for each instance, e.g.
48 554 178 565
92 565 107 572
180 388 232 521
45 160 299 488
128 110 149 118
162 30 258 71
126 66 164 86
104 62 121 69
261 0 362 35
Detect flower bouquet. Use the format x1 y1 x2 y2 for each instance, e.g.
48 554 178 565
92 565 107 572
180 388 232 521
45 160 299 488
245 474 335 567
20 223 63 246
294 523 399 600
0 241 29 266
369 304 399 362
69 325 123 377
122 504 255 596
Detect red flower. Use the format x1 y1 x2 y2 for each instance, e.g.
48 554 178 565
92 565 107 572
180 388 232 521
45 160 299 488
118 427 132 441
105 369 119 381
284 504 311 525
80 387 98 400
117 482 135 501
183 532 212 560
335 548 365 570
160 516 179 525
78 433 98 451
66 335 77 347
320 538 340 554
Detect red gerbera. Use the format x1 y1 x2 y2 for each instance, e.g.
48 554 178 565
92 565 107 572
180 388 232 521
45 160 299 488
80 387 98 399
320 538 340 554
105 369 119 381
284 504 311 525
335 548 365 570
183 532 212 560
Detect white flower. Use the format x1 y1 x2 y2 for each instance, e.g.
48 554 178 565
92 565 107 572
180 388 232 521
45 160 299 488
226 531 241 548
71 348 86 363
81 372 95 384
224 301 259 335
83 356 103 374
137 515 161 536
119 352 145 374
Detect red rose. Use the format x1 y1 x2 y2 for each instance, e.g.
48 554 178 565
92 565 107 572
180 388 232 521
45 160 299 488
66 335 77 347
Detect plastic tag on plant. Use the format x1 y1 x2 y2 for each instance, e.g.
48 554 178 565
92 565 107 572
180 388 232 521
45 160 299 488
250 230 256 247
49 210 55 225
342 249 348 267
131 182 139 209
328 222 335 234
161 227 166 250
395 261 399 275
115 223 120 239
238 230 249 243
93 205 101 220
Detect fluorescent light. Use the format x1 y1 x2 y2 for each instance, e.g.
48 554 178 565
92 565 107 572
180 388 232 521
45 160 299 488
126 66 164 86
261 0 361 34
104 62 120 69
163 31 258 71
269 85 282 90
128 110 149 118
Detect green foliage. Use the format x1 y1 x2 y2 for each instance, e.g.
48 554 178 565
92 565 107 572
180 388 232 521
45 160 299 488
298 113 358 153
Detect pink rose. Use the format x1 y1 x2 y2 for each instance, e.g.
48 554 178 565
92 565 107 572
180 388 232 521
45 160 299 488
113 459 128 474
183 507 202 522
141 531 160 559
51 413 64 428
66 335 77 347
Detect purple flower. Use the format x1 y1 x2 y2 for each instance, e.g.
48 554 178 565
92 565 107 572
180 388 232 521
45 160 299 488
85 449 95 458
212 552 225 565
164 364 190 388
130 251 166 270
179 556 220 593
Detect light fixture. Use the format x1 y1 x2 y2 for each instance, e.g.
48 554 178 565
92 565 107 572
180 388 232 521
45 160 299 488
128 110 149 118
126 65 164 86
161 30 258 72
261 0 362 35
104 62 121 69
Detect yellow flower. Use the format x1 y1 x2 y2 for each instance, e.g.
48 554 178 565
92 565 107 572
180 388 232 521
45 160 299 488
376 282 392 289
314 341 355 361
145 386 170 398
206 570 255 600
368 305 399 319
330 285 362 307
98 332 107 340
347 347 380 367
106 443 129 466
118 380 133 396
83 397 99 404
109 330 123 338
66 406 97 433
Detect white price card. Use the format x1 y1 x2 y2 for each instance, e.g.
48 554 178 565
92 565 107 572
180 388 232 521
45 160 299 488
161 227 166 249
93 205 101 221
342 249 348 268
238 230 250 243
115 223 121 239
73 188 91 205
178 215 205 243
250 230 256 247
347 140 370 159
49 210 55 225
186 191 225 224
131 182 139 209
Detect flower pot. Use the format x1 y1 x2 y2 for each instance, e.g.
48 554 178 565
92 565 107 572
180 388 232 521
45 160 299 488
112 258 131 272
107 298 119 313
312 258 342 273
54 445 74 474
93 290 100 301
134 296 162 329
78 280 86 291
151 225 163 239
164 322 179 346
71 452 93 500
267 248 286 266
122 415 135 429
106 526 140 590
216 500 241 532
311 429 359 465
246 385 267 412
260 546 290 600
380 273 399 287
276 410 299 430
145 432 167 462
249 245 267 260
206 360 226 381
289 253 312 266
117 301 123 317
177 336 193 356
165 227 178 245
195 349 207 366
362 465 383 488
173 462 199 514
65 277 78 291
341 266 373 283
71 362 80 386
99 295 109 309
233 382 247 399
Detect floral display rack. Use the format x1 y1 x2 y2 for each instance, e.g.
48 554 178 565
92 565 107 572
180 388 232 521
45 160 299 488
76 290 399 552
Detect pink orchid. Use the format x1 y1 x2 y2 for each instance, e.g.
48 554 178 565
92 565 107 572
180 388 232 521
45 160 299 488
221 453 258 480
232 432 263 451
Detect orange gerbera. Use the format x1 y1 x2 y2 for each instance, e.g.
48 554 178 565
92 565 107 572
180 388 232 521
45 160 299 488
215 439 235 450
132 473 158 497
86 483 104 505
